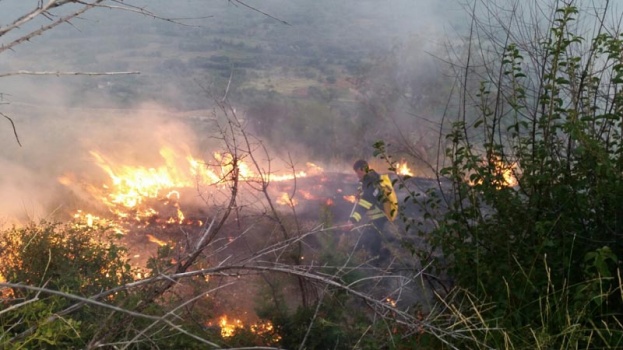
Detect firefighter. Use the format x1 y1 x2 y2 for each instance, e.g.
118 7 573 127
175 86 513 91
344 159 396 264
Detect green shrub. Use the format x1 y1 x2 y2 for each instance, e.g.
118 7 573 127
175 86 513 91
427 4 623 349
0 220 134 349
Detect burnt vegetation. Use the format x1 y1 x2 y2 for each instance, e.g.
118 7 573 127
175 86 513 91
2 0 623 349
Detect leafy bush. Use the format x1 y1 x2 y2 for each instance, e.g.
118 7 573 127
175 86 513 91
0 220 134 349
425 3 623 349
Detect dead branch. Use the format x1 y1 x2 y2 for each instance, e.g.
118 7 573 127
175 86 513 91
0 1 105 55
0 0 72 37
118 282 238 350
84 105 246 347
1 112 21 146
229 0 290 26
0 70 140 78
220 103 314 306
0 217 465 349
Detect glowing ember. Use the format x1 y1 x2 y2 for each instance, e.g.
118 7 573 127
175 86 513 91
72 210 126 235
305 162 324 174
219 315 243 338
146 234 168 247
209 316 280 341
251 320 281 342
0 284 14 299
212 152 254 181
267 170 308 182
276 192 298 207
490 156 518 187
343 195 356 204
298 189 316 200
469 156 519 188
395 160 414 177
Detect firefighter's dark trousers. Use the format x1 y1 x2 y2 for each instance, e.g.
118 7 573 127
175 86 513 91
358 217 390 263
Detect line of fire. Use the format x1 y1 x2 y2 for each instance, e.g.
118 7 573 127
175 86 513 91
58 143 418 337
1 114 519 344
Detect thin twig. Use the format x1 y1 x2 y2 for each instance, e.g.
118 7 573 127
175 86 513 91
0 112 21 146
0 70 140 78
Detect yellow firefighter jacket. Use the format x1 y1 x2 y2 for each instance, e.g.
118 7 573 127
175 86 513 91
349 170 398 224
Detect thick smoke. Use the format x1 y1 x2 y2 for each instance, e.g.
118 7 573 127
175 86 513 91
0 0 463 224
0 75 207 224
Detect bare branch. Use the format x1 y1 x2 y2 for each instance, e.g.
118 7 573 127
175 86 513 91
0 293 39 316
1 112 22 146
98 1 213 27
0 1 106 55
0 70 140 78
1 282 162 320
230 0 290 26
0 0 67 37
298 286 327 350
118 282 237 350
1 283 223 348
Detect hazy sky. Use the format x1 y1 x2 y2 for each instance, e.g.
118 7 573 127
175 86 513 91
0 0 471 224
1 0 621 224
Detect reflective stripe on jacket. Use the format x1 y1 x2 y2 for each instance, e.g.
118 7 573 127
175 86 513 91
349 170 387 223
350 198 386 223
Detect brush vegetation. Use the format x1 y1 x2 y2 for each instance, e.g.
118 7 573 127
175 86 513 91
2 1 623 349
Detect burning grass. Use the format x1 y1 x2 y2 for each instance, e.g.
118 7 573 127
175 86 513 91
60 144 327 228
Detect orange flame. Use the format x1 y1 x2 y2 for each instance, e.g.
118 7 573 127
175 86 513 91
251 320 281 342
210 316 280 341
276 192 298 207
491 156 518 187
305 162 324 174
219 315 243 338
343 195 356 204
146 234 168 247
72 146 321 224
298 189 316 200
72 210 126 235
395 160 414 177
90 148 200 210
385 297 397 307
469 156 519 188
